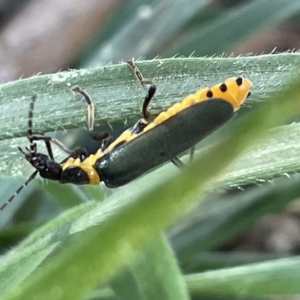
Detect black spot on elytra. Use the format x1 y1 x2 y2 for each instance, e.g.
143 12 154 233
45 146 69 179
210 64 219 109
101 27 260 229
220 83 227 92
206 90 213 98
236 77 243 86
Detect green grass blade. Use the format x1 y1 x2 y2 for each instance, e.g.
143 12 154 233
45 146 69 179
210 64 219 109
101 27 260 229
110 233 189 300
167 0 300 56
38 180 88 209
1 54 300 179
172 176 300 270
1 72 300 299
77 0 158 66
186 255 300 296
0 202 97 296
0 54 299 141
83 0 210 66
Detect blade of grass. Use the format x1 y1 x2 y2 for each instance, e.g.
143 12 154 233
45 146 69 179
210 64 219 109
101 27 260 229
166 0 300 56
212 123 300 189
1 54 300 179
171 176 300 270
110 233 189 300
186 255 300 296
0 201 97 296
180 251 292 273
0 54 299 141
2 72 300 300
37 180 89 209
77 0 158 66
83 0 210 66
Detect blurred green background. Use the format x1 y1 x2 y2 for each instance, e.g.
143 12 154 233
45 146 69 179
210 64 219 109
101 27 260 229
1 1 300 300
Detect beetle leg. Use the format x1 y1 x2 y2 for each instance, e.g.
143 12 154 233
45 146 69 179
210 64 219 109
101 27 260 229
127 59 157 121
71 85 113 148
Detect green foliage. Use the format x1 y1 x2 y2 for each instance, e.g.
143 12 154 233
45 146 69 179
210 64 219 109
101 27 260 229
1 1 300 300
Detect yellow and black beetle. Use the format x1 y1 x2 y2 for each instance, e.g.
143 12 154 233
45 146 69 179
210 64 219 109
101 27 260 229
1 60 252 210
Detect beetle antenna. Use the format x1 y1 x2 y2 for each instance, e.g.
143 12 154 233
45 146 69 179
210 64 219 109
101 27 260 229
1 95 38 211
27 95 37 154
0 171 38 211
